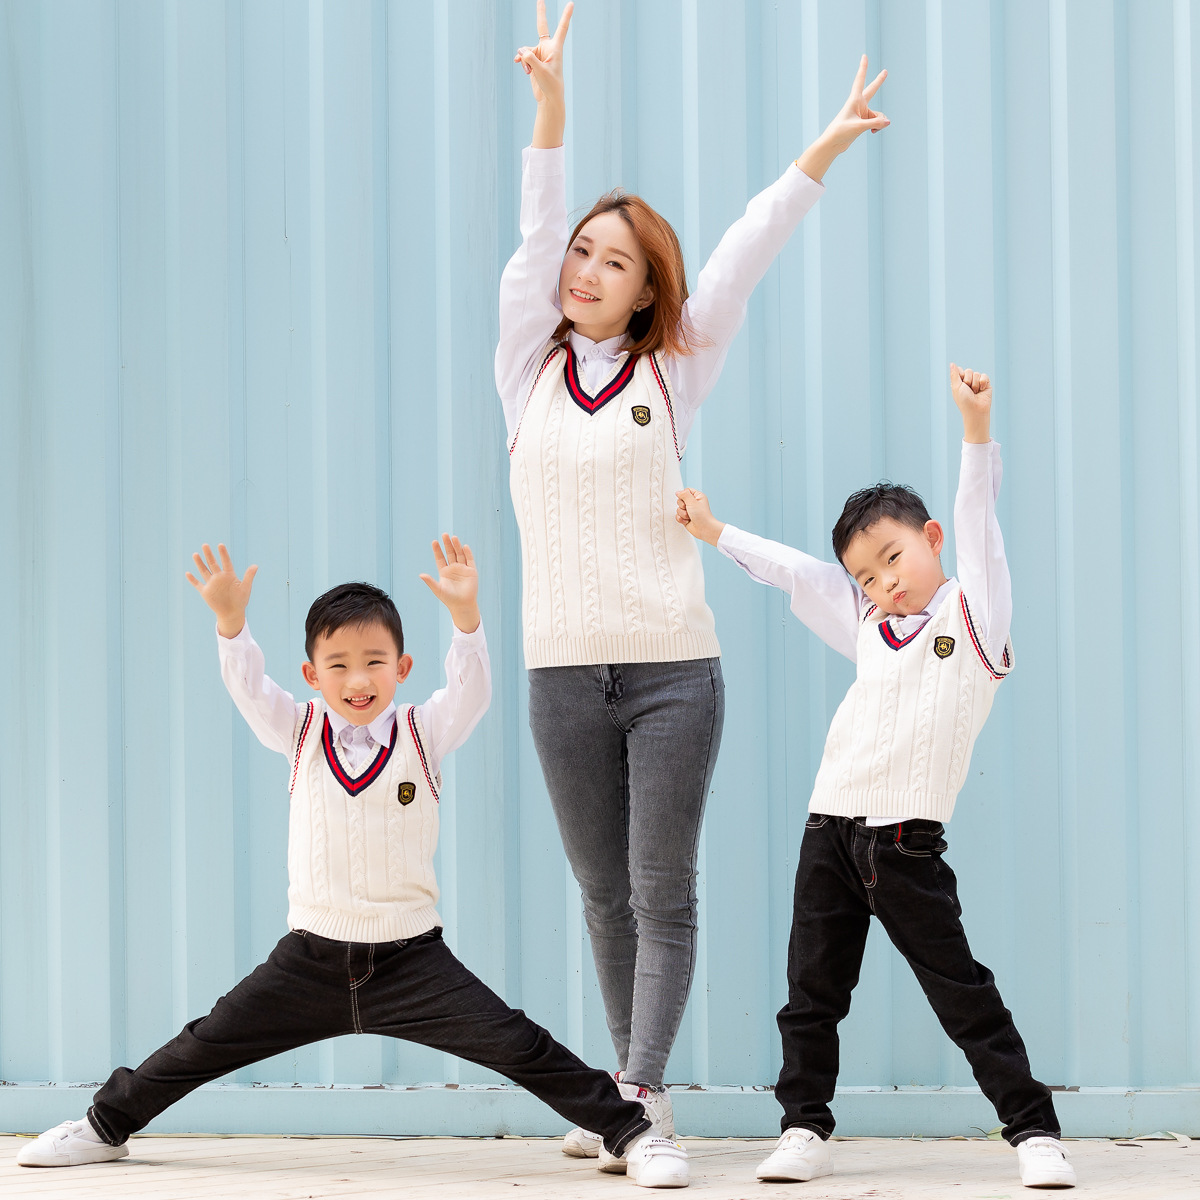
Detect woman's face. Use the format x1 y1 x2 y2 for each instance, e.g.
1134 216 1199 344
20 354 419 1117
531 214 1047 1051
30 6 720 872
558 211 655 343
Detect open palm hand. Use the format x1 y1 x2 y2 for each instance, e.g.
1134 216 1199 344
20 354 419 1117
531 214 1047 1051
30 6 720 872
185 543 257 637
420 534 481 633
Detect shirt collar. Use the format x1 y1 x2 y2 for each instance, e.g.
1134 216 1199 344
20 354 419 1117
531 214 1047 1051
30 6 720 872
325 702 397 747
923 578 956 617
567 329 630 359
902 578 957 623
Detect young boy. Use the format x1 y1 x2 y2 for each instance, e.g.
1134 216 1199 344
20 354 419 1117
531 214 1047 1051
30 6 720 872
17 535 689 1189
676 366 1075 1190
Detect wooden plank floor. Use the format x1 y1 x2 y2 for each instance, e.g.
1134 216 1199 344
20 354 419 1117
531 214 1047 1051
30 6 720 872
0 1134 1194 1198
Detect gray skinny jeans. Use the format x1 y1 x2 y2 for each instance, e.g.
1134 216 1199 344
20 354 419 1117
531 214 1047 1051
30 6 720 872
528 658 724 1086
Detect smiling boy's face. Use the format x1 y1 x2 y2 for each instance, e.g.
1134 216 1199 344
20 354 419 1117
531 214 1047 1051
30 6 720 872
301 620 413 726
841 516 949 617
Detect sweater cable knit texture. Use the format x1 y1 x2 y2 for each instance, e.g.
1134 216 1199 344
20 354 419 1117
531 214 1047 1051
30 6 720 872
286 701 442 942
615 394 643 635
809 585 1013 822
508 342 719 668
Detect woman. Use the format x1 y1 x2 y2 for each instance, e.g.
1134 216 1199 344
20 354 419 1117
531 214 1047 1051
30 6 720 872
496 0 888 1166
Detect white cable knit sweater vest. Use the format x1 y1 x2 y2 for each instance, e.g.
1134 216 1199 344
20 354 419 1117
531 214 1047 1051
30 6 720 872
286 701 442 942
809 585 1014 821
508 343 720 668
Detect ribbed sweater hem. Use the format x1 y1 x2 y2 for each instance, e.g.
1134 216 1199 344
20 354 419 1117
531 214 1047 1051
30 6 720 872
809 788 959 823
288 904 442 944
523 629 721 668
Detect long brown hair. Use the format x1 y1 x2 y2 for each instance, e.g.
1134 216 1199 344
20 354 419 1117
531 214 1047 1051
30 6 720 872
554 192 707 359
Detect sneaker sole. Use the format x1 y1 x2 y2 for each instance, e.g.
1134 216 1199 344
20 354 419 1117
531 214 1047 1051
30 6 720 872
630 1166 689 1188
17 1144 129 1168
756 1162 833 1182
562 1144 600 1159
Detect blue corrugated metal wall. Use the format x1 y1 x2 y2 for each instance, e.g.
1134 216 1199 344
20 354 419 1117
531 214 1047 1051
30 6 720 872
0 0 1197 1137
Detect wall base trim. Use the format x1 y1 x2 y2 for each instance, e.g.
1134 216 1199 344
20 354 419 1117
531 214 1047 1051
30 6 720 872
0 1083 1197 1139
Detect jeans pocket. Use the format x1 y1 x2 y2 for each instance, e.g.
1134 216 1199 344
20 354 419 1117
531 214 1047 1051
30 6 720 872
804 814 831 831
893 821 947 857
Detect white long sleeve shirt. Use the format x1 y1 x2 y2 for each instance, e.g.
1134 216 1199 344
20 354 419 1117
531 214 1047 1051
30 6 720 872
717 439 1011 824
495 145 825 444
218 621 492 780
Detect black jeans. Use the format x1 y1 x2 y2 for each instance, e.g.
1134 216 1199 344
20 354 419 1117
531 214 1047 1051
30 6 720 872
775 815 1060 1146
88 928 650 1156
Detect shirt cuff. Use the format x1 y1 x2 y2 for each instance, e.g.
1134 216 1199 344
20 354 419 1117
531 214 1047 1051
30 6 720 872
786 161 826 198
716 523 748 557
960 438 1000 480
717 523 766 571
217 621 254 648
450 619 488 648
523 145 565 176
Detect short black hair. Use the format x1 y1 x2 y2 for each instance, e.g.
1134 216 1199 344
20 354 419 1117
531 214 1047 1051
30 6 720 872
831 482 933 564
304 582 404 661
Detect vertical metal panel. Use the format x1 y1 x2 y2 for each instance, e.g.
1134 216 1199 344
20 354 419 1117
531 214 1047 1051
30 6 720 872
0 0 1197 1134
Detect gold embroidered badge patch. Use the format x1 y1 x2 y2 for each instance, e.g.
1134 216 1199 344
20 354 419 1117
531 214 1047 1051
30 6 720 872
397 782 416 805
631 405 651 426
934 636 955 659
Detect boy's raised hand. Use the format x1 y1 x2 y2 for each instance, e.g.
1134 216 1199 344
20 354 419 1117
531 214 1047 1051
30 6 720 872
675 488 726 548
420 534 481 635
185 543 257 639
949 362 992 444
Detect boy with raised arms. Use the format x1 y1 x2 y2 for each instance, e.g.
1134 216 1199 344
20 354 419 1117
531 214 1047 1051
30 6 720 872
18 536 691 1189
676 367 1076 1191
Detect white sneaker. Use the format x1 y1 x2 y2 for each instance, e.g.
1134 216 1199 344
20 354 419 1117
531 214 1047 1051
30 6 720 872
755 1126 833 1182
599 1136 631 1175
1017 1137 1075 1188
16 1118 129 1168
625 1135 689 1188
621 1080 675 1140
578 1073 676 1168
563 1126 604 1158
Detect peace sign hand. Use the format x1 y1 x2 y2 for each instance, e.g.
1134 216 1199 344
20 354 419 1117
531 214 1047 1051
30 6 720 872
185 542 258 638
825 55 890 151
795 55 889 182
514 0 573 107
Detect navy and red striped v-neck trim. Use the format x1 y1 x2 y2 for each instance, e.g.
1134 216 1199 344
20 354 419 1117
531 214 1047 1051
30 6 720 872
322 715 397 796
564 345 639 414
878 616 931 650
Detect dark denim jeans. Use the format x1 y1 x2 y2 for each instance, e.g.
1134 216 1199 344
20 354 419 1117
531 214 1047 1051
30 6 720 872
88 928 650 1156
776 815 1060 1145
528 658 725 1086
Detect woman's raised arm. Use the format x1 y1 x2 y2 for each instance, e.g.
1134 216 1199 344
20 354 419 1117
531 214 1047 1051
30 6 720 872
795 54 889 182
515 0 573 149
495 2 576 435
668 56 888 443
